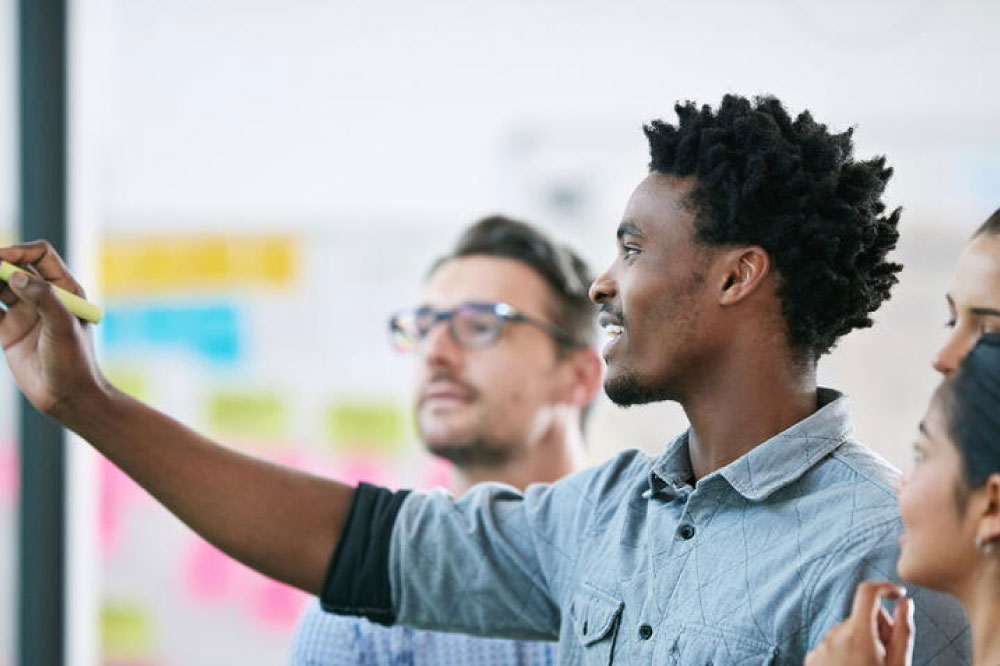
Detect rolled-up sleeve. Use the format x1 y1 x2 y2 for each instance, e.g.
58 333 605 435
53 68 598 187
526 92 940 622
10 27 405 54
320 483 411 625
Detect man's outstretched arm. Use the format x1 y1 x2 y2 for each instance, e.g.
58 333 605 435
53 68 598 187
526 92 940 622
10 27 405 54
0 240 354 595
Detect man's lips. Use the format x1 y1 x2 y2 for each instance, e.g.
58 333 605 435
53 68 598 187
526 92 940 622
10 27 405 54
598 310 625 340
419 382 476 407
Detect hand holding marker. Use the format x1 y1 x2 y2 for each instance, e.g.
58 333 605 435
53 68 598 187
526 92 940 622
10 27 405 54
0 260 104 324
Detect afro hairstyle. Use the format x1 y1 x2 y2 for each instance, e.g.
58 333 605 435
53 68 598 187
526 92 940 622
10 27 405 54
644 94 902 358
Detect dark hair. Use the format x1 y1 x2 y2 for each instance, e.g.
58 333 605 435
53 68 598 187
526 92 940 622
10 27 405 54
973 208 1000 237
940 332 1000 497
432 215 597 350
644 94 902 358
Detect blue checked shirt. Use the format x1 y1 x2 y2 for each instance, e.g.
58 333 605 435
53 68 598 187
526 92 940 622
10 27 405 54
290 601 557 665
386 389 971 665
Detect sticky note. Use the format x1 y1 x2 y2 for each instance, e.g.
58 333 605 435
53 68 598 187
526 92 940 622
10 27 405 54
101 601 156 661
422 455 454 490
99 458 150 556
0 442 18 505
101 235 297 295
102 367 152 402
205 391 287 441
248 577 308 630
325 400 411 452
102 304 241 364
333 460 396 488
183 538 234 602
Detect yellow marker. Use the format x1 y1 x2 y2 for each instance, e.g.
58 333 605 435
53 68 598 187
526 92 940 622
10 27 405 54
0 261 104 324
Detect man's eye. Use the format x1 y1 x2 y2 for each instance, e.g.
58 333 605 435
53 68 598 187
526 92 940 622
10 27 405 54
623 244 640 257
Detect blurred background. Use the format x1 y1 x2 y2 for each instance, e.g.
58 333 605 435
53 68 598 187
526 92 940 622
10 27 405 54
0 0 998 664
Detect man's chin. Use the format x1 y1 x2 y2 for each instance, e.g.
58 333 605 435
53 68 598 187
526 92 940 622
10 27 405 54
426 441 511 467
604 368 670 406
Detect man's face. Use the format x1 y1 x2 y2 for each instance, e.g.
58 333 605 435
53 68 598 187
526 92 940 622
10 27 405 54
413 255 571 466
590 173 717 405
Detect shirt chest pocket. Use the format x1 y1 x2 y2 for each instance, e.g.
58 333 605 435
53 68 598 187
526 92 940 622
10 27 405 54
661 624 778 666
569 587 624 666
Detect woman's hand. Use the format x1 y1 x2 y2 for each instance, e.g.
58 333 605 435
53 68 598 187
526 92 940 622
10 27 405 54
805 581 914 666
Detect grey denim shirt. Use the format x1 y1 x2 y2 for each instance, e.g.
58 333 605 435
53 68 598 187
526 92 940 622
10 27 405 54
389 389 971 665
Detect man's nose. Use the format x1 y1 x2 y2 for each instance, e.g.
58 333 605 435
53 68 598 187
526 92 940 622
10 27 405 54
589 267 617 304
420 319 462 367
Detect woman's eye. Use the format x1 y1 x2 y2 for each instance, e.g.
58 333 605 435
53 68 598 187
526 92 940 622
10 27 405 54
944 318 956 329
623 245 640 257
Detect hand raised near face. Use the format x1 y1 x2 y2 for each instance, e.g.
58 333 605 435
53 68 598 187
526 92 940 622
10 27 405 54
0 241 107 420
805 581 914 666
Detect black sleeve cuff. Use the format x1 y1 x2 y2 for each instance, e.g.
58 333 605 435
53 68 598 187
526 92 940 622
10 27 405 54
319 482 411 626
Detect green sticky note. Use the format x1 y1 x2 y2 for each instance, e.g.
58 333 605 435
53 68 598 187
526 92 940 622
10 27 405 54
101 601 155 660
325 400 411 452
103 367 152 403
206 391 287 441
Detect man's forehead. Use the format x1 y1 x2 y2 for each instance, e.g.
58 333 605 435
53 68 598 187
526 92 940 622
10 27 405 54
422 255 554 312
622 174 697 238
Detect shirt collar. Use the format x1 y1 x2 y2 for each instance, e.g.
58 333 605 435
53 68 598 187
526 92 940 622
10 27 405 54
649 388 854 502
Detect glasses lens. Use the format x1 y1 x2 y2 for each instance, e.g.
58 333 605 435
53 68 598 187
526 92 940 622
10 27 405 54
452 305 503 348
389 307 441 352
389 310 419 352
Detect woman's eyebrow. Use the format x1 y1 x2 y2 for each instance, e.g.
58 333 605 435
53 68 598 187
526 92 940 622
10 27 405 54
970 307 1000 317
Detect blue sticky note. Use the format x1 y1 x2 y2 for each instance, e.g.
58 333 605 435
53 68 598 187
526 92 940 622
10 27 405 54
102 303 241 364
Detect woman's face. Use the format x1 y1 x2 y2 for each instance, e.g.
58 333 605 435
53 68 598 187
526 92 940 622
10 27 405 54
897 393 981 593
934 232 1000 374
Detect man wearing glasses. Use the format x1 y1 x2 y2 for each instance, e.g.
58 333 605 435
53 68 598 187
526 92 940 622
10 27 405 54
289 216 602 664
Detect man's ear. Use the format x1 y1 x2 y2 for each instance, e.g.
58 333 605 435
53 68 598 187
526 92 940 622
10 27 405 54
717 246 771 307
559 347 604 408
976 473 1000 545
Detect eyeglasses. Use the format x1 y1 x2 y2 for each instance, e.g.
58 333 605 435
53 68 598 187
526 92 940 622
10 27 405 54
388 301 578 352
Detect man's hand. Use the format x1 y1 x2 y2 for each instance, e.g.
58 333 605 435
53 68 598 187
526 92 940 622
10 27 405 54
0 240 107 421
805 581 914 666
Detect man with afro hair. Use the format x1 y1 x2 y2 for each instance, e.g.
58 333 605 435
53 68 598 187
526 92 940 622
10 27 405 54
0 94 971 665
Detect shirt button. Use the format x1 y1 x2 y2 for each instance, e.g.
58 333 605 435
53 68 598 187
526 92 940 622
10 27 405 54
638 623 654 640
678 523 696 540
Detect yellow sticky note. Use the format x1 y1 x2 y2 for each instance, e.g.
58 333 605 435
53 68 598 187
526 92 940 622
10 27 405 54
101 235 298 295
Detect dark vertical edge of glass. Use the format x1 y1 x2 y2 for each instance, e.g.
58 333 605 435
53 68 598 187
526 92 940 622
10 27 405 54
17 0 68 665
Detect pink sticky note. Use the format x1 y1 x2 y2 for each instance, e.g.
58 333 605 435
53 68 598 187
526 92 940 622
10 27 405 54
99 458 151 555
0 442 18 505
334 459 396 488
183 538 234 602
423 455 454 490
247 575 309 630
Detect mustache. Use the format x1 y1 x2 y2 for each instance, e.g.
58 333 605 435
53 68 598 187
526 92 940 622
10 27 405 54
419 371 480 404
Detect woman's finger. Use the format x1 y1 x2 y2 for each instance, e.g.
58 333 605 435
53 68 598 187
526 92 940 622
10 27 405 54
886 596 915 666
877 606 894 648
849 581 906 628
